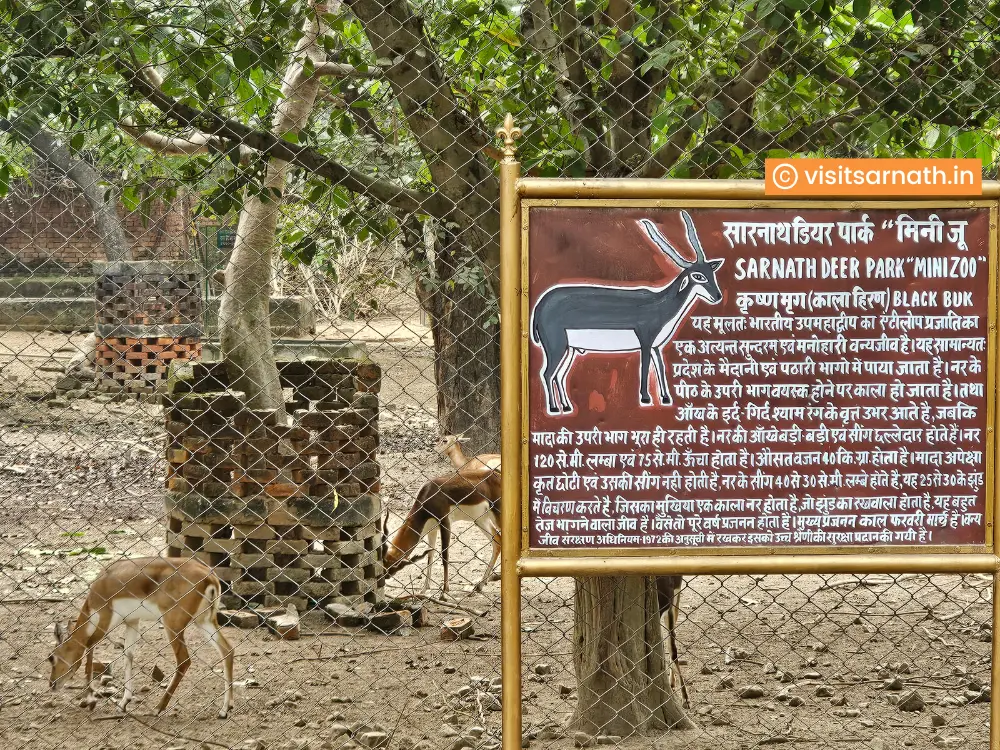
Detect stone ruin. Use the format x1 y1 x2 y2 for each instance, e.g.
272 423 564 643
94 260 203 394
162 357 384 614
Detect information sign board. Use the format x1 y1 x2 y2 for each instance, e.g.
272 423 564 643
216 227 237 250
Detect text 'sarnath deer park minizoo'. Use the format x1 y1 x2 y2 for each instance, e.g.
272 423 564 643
493 115 1000 750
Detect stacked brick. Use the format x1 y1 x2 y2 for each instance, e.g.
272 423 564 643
162 357 384 612
0 180 191 272
94 261 203 393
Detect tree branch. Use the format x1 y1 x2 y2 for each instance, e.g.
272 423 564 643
634 121 694 178
117 62 449 218
344 0 501 270
118 117 223 156
310 61 387 79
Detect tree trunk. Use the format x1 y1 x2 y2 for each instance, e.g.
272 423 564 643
410 218 500 454
571 577 692 736
2 119 132 375
417 276 500 455
219 2 330 412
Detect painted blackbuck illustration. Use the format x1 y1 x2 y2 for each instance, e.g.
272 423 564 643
530 211 725 414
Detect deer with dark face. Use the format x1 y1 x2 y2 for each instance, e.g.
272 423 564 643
530 211 725 414
382 469 501 595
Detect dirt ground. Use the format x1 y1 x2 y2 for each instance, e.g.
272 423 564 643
0 322 994 750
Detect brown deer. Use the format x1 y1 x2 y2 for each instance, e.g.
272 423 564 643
49 556 234 718
434 433 501 472
656 575 689 708
384 469 501 595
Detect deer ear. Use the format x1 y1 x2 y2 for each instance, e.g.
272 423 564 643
709 258 724 271
54 622 64 644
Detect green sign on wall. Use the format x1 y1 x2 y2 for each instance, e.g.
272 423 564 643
216 228 236 250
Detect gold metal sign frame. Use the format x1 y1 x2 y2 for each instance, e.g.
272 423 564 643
495 117 1000 750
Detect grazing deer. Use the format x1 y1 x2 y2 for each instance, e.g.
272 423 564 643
530 211 724 414
434 433 501 472
656 575 689 708
384 469 501 595
49 556 234 718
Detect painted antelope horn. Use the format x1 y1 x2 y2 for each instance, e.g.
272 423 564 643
680 210 706 262
636 218 693 269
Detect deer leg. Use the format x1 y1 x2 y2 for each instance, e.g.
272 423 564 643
157 625 191 715
117 623 139 713
541 333 571 413
666 580 689 708
440 516 452 595
652 346 672 405
473 514 501 592
421 523 439 595
639 344 653 405
554 348 577 413
81 646 98 710
81 609 114 710
198 621 235 718
540 342 565 414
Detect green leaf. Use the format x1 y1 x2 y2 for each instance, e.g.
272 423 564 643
283 236 319 266
706 99 727 120
956 131 980 158
781 0 809 10
923 126 940 149
0 165 8 201
757 0 780 18
639 40 685 75
852 0 871 20
232 46 256 72
281 131 299 144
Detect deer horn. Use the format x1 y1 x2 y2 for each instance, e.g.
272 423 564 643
637 219 693 269
680 211 706 262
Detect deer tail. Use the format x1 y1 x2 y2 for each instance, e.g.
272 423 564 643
200 581 221 624
531 315 540 343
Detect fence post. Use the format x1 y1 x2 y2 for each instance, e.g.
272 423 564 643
498 112 523 750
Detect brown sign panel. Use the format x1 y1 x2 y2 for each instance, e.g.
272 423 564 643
523 204 996 552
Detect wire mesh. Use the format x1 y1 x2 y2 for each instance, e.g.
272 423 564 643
0 0 997 748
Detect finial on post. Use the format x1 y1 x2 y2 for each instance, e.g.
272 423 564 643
496 113 522 162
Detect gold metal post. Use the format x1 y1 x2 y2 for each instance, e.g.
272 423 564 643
518 178 1000 199
993 210 1000 750
518 554 999 577
992 571 1000 750
497 112 523 750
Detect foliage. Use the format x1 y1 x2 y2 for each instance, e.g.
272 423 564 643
3 0 1000 302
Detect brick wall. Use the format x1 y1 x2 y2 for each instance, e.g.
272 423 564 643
0 180 191 272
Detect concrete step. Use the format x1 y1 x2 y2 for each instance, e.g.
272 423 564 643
0 295 315 336
0 297 94 332
0 276 95 298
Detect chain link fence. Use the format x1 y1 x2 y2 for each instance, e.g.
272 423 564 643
0 0 997 748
